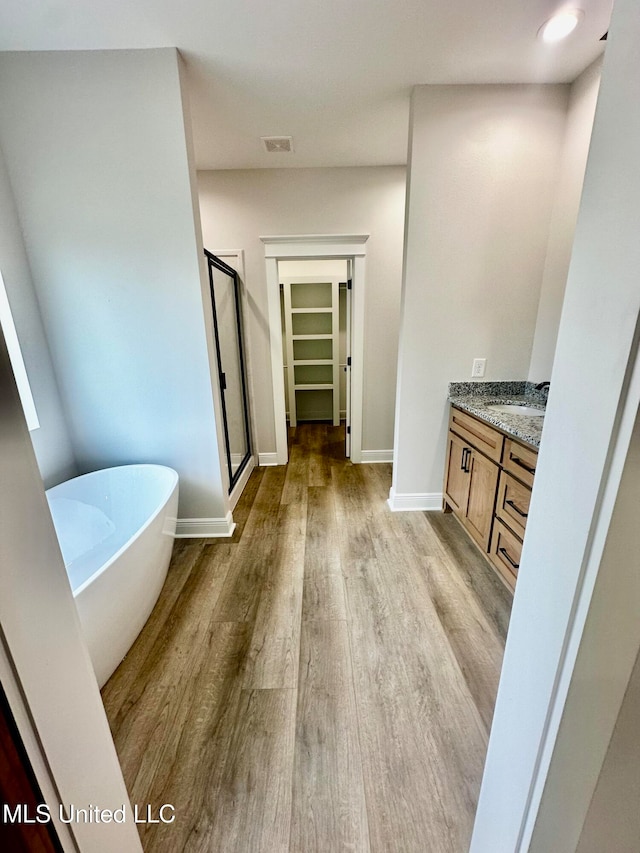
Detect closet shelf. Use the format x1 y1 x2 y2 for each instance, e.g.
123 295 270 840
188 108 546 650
284 362 347 369
295 383 333 391
283 276 341 427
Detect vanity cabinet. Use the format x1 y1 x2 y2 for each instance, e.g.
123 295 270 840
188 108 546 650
443 406 538 591
444 432 499 550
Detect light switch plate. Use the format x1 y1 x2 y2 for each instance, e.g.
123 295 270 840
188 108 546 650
472 358 486 378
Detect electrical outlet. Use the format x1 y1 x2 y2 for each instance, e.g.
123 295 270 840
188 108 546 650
472 358 486 378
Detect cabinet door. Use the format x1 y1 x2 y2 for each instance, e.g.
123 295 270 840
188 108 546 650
465 450 499 550
444 432 470 515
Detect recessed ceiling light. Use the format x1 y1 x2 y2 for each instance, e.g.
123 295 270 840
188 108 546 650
538 9 584 43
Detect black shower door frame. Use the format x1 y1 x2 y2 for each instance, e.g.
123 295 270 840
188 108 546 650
205 249 252 493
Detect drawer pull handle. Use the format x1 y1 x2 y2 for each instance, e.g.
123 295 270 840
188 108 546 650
505 499 528 518
511 455 535 475
461 447 471 472
499 547 520 571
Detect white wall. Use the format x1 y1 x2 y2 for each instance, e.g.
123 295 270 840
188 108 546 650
576 648 640 853
470 0 640 846
198 166 405 455
525 400 640 853
391 84 568 506
0 49 228 521
0 323 141 852
528 57 603 382
0 145 76 487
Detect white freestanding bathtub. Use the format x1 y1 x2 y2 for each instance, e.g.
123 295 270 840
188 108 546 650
46 464 179 688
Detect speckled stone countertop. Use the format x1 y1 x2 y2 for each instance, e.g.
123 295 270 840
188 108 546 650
448 381 548 448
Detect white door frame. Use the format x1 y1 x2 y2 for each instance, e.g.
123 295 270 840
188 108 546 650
345 258 353 458
261 234 369 464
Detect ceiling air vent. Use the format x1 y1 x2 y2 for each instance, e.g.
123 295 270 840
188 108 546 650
261 136 294 153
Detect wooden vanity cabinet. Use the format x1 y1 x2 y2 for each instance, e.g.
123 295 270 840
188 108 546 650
443 426 499 551
444 405 538 592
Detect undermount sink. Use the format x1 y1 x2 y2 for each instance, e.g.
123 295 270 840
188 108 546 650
487 403 545 417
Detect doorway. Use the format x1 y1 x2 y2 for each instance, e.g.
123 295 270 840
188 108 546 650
261 234 368 465
279 259 352 457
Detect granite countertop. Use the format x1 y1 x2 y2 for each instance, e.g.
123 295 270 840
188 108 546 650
448 381 548 448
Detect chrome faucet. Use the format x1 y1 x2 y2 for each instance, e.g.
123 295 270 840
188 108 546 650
535 381 550 391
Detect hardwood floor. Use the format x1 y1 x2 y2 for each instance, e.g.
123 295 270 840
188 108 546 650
102 423 512 853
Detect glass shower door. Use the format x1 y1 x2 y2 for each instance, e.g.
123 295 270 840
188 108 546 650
205 250 252 492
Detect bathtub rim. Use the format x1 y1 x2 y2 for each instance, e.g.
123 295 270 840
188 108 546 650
46 463 179 597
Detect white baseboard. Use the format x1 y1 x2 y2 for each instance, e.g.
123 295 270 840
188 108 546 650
361 449 394 463
387 487 442 512
258 452 280 466
229 457 255 510
175 512 236 538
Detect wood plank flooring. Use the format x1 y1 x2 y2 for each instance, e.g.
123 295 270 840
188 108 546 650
102 423 511 853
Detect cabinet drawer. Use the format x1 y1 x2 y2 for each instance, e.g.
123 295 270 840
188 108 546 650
489 519 522 590
502 438 538 487
449 407 504 462
496 471 531 540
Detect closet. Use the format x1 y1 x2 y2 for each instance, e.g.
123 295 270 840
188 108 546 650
281 275 342 426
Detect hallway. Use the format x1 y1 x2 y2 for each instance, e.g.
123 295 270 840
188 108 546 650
102 424 511 852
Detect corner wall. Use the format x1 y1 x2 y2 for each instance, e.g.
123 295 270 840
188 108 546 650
528 57 603 382
0 322 142 851
197 166 406 457
391 84 568 508
470 0 640 844
0 145 76 487
0 49 228 522
576 647 640 853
